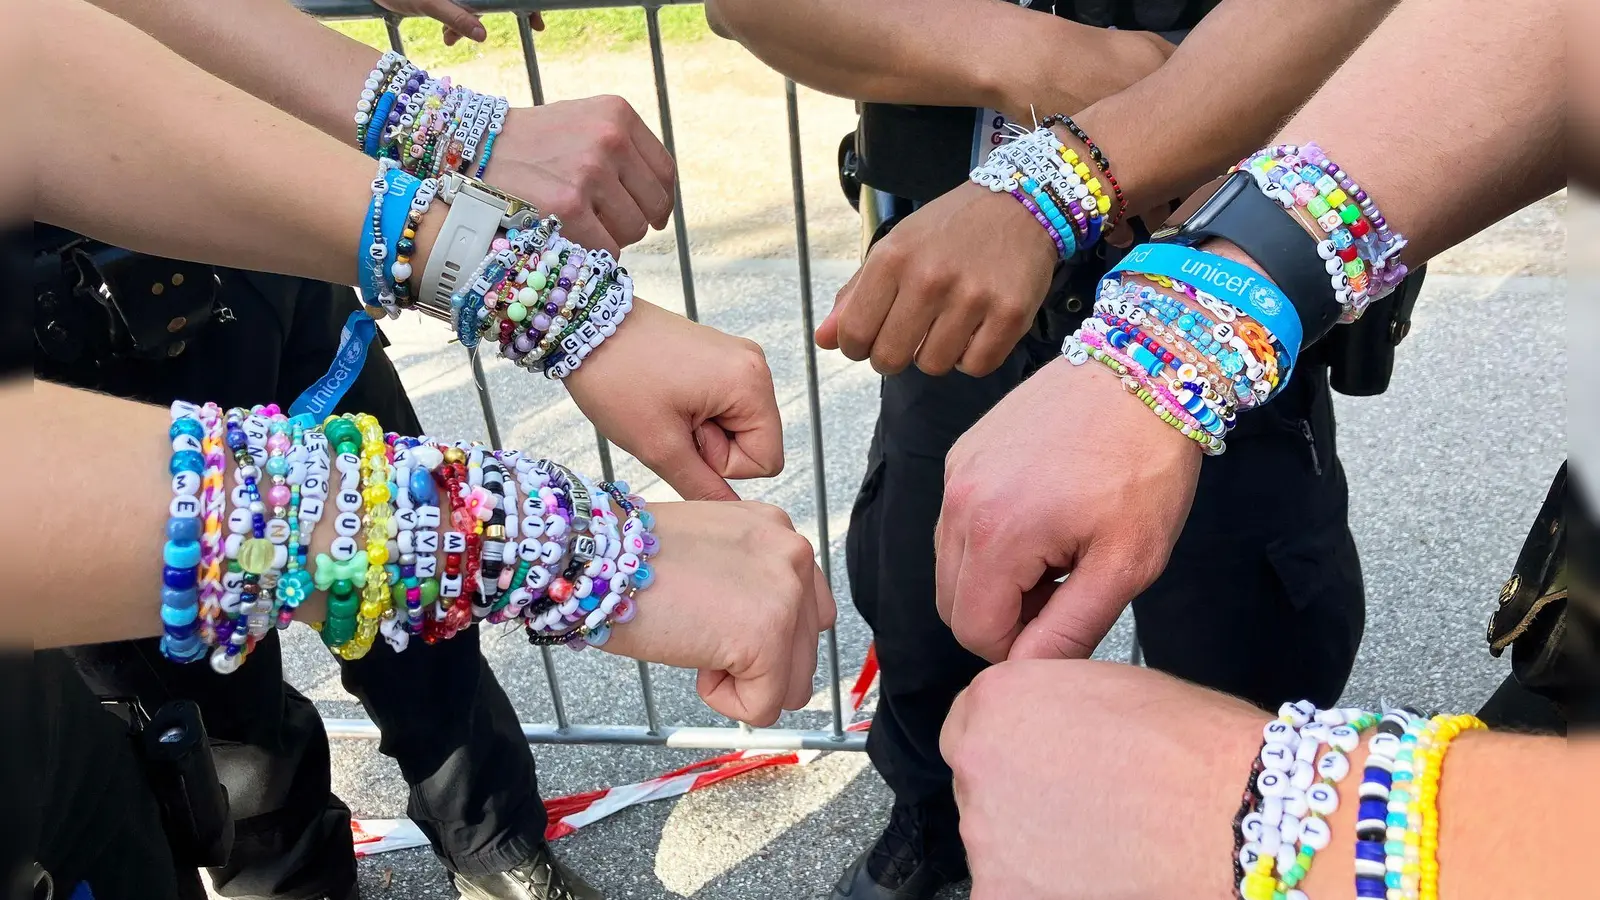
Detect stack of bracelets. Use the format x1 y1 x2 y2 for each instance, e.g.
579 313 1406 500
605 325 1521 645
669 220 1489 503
350 51 637 379
159 400 659 672
968 118 1122 259
1233 701 1485 900
357 50 508 182
1042 139 1407 455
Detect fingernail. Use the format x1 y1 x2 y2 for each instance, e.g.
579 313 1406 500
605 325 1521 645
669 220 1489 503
472 25 487 41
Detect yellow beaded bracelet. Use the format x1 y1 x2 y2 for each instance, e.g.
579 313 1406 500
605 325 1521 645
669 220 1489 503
1416 713 1485 900
342 412 393 660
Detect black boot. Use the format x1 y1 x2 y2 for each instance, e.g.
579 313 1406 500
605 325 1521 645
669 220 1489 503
452 843 602 900
830 798 968 900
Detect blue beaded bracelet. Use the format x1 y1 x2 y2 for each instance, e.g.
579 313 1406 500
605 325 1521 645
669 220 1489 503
160 404 208 663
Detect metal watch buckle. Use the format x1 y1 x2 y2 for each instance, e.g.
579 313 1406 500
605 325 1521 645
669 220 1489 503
438 172 540 231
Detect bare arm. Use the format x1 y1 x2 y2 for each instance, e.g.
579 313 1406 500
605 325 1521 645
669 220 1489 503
88 0 372 141
705 0 1172 117
1068 0 1401 215
87 0 677 255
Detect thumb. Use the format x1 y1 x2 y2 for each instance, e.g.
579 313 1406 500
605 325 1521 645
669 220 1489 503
656 431 741 502
422 0 486 41
1007 550 1140 661
815 303 842 350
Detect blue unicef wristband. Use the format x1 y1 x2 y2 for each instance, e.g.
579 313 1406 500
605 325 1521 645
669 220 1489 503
363 91 398 157
356 169 423 304
1109 242 1302 375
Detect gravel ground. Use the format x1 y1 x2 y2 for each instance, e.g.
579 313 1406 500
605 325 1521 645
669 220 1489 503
273 27 1569 900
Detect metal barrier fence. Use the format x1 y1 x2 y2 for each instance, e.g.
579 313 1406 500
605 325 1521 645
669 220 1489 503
298 0 863 753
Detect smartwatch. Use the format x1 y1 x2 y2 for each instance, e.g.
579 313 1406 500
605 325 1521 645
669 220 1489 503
1150 171 1345 347
415 173 540 323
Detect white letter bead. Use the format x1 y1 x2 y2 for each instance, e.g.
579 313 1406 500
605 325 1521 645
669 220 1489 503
1261 797 1284 827
224 534 243 558
170 400 202 419
443 532 467 554
172 471 201 496
1290 761 1316 792
334 512 362 536
394 509 417 531
1328 725 1360 753
1301 722 1332 745
1259 828 1281 856
1279 815 1301 844
1239 844 1264 870
526 567 551 590
1283 790 1310 819
416 531 438 554
1240 813 1265 842
1298 816 1332 850
617 553 640 575
299 497 324 522
336 452 361 474
231 485 251 508
1277 702 1311 727
1260 744 1293 772
222 570 244 592
416 556 438 578
440 573 463 597
337 490 363 512
609 572 630 594
538 541 564 565
1317 751 1350 782
417 506 441 529
1263 720 1295 746
1306 784 1339 816
330 536 359 560
522 515 546 538
517 539 541 562
1256 770 1288 798
1296 738 1320 764
1368 733 1401 760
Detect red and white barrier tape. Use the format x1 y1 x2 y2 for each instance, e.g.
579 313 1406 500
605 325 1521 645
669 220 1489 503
352 643 880 854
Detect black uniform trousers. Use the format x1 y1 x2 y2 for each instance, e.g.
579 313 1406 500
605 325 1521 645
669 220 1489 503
847 309 1368 813
54 272 547 900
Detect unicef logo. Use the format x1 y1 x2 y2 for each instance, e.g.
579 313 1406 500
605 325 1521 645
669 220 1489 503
1251 285 1282 317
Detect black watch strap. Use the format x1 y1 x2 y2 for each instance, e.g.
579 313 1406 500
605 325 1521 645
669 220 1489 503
1154 171 1345 346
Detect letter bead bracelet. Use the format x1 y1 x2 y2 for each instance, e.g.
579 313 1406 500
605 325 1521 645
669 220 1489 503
156 401 659 672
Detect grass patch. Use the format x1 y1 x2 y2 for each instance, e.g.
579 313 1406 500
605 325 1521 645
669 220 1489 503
328 6 711 68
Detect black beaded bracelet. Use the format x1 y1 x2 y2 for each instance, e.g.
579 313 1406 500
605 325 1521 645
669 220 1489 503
1042 114 1129 230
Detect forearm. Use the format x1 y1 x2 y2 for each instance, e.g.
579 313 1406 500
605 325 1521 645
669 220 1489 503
707 0 1164 114
88 0 373 142
1291 729 1571 900
41 0 381 285
1065 0 1398 215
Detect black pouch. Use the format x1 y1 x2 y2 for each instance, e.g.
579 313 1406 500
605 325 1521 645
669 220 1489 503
104 698 234 869
1322 265 1427 397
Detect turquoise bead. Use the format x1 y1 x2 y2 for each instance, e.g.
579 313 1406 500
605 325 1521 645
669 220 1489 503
580 594 601 613
266 456 289 476
161 603 198 627
631 564 655 590
163 540 201 568
638 510 655 530
170 418 205 440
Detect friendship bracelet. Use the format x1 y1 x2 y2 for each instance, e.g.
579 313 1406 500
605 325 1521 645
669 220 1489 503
1416 714 1484 900
196 404 227 647
1041 114 1126 229
160 403 208 664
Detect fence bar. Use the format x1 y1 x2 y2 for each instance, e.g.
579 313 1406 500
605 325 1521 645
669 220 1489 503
539 646 572 729
783 80 846 741
644 5 698 322
636 660 664 733
382 13 403 52
514 13 547 106
327 718 868 751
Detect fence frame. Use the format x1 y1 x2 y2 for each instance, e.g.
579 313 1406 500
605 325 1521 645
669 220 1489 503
296 0 864 752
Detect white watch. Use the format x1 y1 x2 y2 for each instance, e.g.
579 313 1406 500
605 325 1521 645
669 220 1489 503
414 173 540 322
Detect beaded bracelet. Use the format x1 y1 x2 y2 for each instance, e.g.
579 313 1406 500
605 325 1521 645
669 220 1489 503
160 403 208 664
276 419 326 629
316 416 366 650
1356 710 1417 900
1041 114 1126 230
1415 714 1484 900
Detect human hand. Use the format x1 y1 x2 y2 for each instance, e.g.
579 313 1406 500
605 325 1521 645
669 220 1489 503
815 182 1056 377
565 298 784 502
483 98 675 256
603 500 836 726
368 0 546 46
941 659 1265 899
936 358 1200 662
